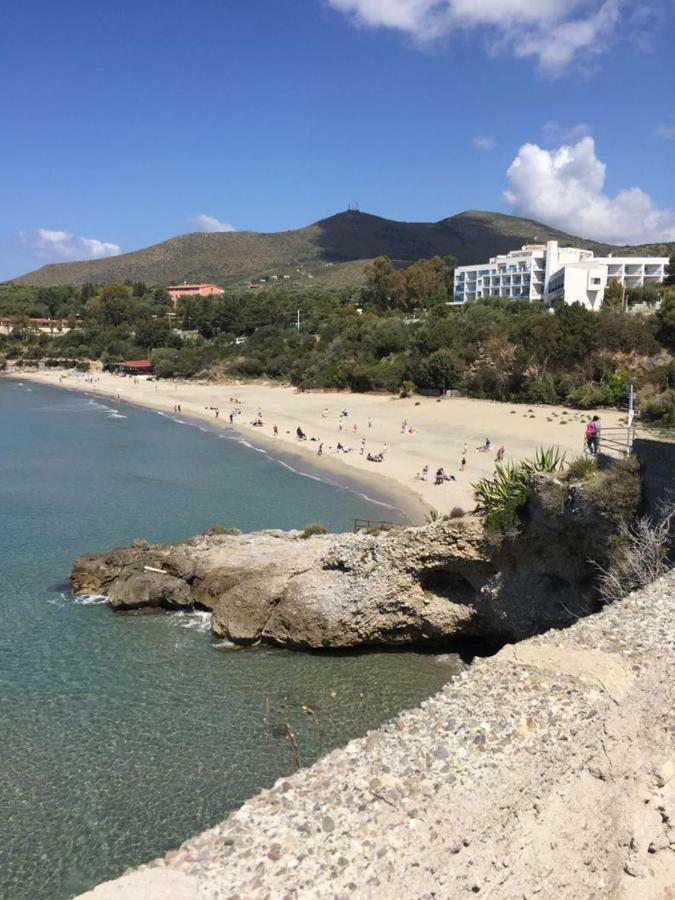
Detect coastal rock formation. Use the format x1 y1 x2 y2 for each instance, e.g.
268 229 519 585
71 474 635 648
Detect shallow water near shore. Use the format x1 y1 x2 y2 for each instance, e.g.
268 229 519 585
0 380 456 900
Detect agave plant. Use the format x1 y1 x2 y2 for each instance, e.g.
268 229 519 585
473 446 565 530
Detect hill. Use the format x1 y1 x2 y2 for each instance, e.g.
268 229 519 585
9 210 675 287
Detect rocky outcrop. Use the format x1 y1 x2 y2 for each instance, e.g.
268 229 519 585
70 474 635 649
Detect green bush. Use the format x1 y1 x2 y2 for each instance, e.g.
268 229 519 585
301 523 327 539
563 456 598 482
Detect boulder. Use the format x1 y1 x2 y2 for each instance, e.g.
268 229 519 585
106 569 193 610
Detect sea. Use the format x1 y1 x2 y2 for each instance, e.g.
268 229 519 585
0 379 455 900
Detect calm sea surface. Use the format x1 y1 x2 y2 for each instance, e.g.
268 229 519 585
0 379 454 900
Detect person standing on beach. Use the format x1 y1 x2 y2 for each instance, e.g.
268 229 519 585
273 424 279 435
421 464 429 481
318 443 323 456
463 441 468 456
338 418 343 431
460 456 466 471
368 417 372 429
360 438 366 455
322 408 328 418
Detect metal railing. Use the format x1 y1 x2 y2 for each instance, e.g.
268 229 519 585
586 426 636 460
353 518 395 533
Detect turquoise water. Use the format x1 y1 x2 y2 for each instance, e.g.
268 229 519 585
0 380 455 900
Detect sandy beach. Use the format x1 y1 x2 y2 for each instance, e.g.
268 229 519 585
7 368 625 524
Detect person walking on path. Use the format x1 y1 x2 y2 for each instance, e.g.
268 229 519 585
585 415 602 455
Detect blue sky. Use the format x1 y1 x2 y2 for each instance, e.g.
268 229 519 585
1 0 674 280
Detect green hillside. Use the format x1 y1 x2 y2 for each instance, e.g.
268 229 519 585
9 209 675 287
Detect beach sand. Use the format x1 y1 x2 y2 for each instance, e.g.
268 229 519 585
8 368 626 524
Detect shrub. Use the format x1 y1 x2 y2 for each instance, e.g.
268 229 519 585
563 456 598 482
301 523 327 539
448 506 465 518
583 456 642 524
593 501 674 603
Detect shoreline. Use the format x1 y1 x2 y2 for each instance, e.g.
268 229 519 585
4 370 427 525
4 367 626 524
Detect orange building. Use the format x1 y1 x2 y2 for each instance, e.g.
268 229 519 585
167 283 224 308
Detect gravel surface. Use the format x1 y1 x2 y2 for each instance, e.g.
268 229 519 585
81 570 675 900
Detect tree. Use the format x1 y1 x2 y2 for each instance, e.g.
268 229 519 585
363 256 407 310
602 280 624 311
413 349 460 393
666 254 675 286
91 284 133 326
657 294 675 346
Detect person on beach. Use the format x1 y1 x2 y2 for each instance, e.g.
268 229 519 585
434 467 445 485
463 441 468 456
460 456 466 471
229 410 234 424
368 417 372 429
353 423 357 433
401 420 407 433
360 438 366 455
318 443 323 455
338 419 343 431
273 424 279 435
421 464 429 481
322 408 328 418
296 426 306 440
496 445 505 462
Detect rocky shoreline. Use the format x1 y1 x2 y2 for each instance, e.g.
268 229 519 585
80 569 675 899
71 471 631 650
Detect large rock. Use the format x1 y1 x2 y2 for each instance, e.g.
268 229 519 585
106 569 193 610
70 470 640 649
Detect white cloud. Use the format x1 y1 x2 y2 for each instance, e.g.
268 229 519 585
656 124 675 140
328 0 623 75
20 228 121 261
503 136 675 244
473 134 496 150
188 213 236 233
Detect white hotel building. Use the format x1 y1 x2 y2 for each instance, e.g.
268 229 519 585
453 240 668 310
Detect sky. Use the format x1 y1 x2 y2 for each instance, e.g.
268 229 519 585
1 0 674 280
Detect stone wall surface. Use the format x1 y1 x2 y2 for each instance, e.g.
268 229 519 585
79 570 675 900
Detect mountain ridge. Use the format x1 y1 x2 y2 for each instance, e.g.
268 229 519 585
9 210 674 287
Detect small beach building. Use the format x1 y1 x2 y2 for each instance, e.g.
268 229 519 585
167 283 224 308
107 359 154 375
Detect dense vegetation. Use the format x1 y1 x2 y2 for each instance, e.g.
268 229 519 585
1 253 674 426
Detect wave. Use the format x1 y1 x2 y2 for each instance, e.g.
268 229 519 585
72 593 108 606
169 609 212 633
107 412 128 419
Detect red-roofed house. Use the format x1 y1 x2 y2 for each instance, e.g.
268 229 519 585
167 283 224 308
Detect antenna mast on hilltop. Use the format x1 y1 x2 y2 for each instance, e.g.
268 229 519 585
347 201 360 212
